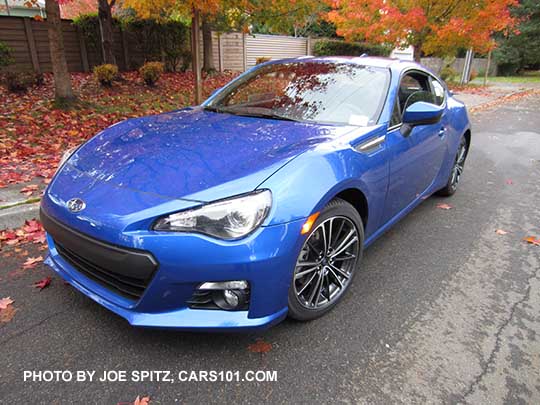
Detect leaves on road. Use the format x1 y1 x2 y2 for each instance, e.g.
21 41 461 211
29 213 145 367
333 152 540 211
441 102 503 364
0 219 46 249
19 184 39 196
506 179 513 185
436 203 453 210
248 339 273 354
524 236 540 246
23 256 44 269
134 396 151 405
0 297 14 310
33 276 51 290
0 297 16 323
118 396 151 405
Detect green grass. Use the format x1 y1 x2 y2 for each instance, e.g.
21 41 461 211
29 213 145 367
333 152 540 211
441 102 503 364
471 76 540 84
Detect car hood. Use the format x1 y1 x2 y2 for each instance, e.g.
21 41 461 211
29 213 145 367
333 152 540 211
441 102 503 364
66 107 358 202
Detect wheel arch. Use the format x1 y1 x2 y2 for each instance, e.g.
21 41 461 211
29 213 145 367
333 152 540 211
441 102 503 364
463 128 471 151
333 188 369 230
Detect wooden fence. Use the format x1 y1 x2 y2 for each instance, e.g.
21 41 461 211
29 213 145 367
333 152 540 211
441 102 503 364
0 16 315 73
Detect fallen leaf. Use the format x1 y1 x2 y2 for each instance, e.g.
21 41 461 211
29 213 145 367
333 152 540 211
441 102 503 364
506 179 513 185
23 256 44 269
33 276 52 290
495 229 508 235
524 236 540 246
248 339 273 354
436 203 453 210
0 305 17 323
0 297 14 310
132 396 150 405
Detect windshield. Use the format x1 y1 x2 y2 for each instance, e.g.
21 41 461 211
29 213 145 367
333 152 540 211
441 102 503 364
205 61 390 126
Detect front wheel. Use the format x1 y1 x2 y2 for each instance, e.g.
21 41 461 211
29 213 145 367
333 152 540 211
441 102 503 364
437 136 468 197
288 198 364 321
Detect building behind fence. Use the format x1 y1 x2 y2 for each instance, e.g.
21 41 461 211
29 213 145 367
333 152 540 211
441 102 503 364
0 15 495 76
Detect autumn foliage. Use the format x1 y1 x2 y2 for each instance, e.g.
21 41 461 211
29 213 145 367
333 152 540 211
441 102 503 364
326 0 519 59
0 71 237 189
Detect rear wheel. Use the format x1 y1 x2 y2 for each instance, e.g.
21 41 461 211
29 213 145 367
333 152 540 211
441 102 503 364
288 199 364 321
437 136 468 197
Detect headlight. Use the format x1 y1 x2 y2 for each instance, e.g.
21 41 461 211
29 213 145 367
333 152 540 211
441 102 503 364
153 190 272 240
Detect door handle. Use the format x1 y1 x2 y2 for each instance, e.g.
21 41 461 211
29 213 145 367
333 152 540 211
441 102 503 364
438 127 446 137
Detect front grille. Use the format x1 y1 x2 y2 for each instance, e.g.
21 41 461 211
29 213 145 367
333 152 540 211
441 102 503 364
55 241 149 300
41 208 158 302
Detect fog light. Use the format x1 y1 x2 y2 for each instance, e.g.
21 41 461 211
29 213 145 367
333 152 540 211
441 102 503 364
191 280 250 311
223 289 240 307
213 288 248 310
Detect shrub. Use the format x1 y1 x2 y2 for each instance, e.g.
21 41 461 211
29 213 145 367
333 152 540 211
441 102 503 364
122 18 191 71
256 57 271 65
72 14 103 53
139 61 164 85
312 39 391 57
3 71 42 92
440 66 457 82
93 64 118 86
0 41 14 68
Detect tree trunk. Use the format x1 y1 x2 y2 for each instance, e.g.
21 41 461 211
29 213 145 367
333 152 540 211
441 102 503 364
45 0 74 104
98 0 116 65
202 18 215 72
413 44 422 63
191 9 202 104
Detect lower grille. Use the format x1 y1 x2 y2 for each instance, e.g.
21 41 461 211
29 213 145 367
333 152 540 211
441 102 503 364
55 241 148 300
41 208 158 302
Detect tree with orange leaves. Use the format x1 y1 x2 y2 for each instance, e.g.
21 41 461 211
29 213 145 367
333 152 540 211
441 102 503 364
326 0 519 61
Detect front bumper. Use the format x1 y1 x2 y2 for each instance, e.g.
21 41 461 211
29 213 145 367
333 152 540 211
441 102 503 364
42 210 305 331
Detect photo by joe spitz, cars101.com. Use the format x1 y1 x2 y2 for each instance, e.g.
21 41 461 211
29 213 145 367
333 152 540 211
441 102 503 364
41 56 470 331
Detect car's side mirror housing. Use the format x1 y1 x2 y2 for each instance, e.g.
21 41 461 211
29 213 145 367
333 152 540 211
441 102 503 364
401 101 444 137
402 101 444 126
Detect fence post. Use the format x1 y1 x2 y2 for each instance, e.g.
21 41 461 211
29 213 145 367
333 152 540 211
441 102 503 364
218 33 223 72
76 26 90 72
306 36 311 55
23 18 40 73
242 32 247 71
120 27 129 70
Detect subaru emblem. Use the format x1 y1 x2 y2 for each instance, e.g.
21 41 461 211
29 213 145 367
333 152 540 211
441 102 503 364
67 198 86 213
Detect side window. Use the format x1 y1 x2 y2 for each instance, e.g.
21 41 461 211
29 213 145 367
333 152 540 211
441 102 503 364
430 77 446 106
398 72 435 113
390 98 401 127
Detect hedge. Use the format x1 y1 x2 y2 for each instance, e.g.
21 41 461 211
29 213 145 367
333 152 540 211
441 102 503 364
313 39 391 58
73 15 191 72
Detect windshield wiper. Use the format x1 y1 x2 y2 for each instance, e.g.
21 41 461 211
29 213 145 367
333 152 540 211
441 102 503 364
204 106 301 122
203 106 225 113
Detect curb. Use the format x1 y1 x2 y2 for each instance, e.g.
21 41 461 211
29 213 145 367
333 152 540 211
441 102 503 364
0 202 40 230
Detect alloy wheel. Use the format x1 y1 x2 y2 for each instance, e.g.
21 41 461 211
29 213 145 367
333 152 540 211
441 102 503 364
293 216 360 310
450 140 467 190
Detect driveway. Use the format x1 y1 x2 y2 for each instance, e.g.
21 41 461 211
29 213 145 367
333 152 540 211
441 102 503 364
1 92 539 404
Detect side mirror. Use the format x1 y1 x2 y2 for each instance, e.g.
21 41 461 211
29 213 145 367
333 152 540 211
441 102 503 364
400 101 444 137
402 101 444 127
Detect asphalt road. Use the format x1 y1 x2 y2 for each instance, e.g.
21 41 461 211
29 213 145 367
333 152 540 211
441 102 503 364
1 93 539 404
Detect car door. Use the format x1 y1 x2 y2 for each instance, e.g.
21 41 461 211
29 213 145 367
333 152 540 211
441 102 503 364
381 71 448 224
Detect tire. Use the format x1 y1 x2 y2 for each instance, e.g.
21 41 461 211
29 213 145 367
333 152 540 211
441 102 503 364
437 135 468 197
288 198 364 321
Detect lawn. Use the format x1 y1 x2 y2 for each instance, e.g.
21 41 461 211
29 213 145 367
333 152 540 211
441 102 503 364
0 71 237 189
471 75 540 84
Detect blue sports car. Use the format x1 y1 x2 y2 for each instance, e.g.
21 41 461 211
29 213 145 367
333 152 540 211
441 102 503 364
41 57 471 331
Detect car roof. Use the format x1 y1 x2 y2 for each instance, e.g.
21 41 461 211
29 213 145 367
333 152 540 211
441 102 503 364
263 55 425 73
